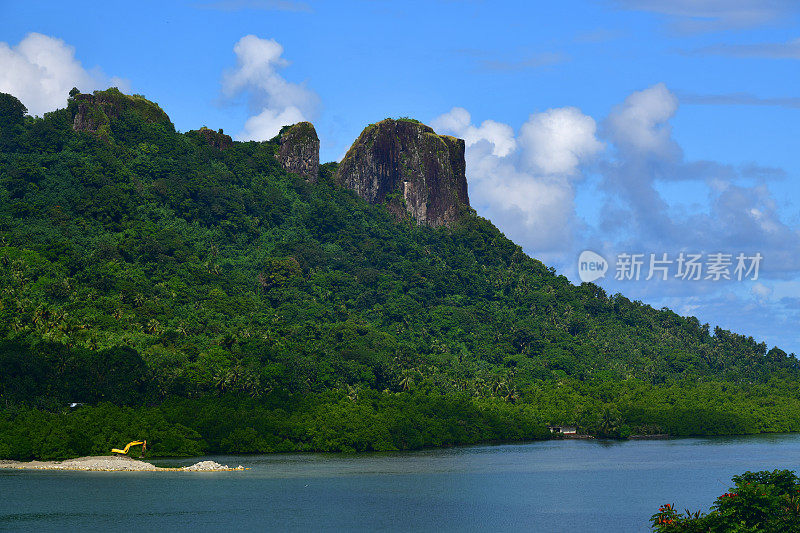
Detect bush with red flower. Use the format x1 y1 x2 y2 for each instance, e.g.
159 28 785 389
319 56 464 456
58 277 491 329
651 469 800 531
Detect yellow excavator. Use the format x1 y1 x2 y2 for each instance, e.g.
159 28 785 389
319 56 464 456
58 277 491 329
111 440 147 458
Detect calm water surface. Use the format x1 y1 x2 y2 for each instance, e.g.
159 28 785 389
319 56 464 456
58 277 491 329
2 434 800 532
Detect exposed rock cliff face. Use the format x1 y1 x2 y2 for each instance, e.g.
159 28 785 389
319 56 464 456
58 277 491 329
276 122 319 182
335 119 469 227
189 127 234 150
69 88 173 136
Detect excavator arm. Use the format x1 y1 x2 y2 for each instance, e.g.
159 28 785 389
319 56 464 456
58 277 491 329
111 440 147 456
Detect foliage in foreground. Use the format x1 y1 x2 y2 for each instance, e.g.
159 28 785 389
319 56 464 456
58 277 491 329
652 470 800 532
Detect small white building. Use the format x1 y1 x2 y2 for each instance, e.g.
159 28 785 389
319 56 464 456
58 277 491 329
548 425 577 435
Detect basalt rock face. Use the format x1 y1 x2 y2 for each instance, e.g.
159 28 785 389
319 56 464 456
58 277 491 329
69 88 173 136
335 119 469 227
276 122 320 182
189 127 234 150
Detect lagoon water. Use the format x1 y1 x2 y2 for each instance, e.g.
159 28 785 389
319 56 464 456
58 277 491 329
3 434 800 532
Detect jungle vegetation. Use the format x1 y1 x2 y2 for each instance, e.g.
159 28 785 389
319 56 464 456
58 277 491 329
1 89 799 459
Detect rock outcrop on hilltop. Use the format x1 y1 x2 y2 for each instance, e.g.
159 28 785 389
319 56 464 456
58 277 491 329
335 118 469 227
276 122 320 182
69 88 173 136
189 127 234 150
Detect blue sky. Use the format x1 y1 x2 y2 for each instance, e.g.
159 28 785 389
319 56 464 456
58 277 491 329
2 0 799 353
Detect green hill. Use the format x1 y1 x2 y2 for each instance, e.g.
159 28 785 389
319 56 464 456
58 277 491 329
1 89 799 459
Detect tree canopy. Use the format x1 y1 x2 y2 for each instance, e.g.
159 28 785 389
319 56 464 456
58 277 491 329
1 89 799 459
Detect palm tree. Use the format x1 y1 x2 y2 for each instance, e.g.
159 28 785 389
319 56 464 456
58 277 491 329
347 384 359 401
491 379 507 397
504 387 519 403
31 306 48 327
399 373 414 391
146 319 161 335
596 407 622 438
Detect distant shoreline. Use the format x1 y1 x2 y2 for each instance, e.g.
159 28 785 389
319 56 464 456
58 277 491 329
4 433 795 465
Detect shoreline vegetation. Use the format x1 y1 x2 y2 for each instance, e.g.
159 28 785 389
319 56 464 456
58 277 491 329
3 386 800 461
2 89 800 462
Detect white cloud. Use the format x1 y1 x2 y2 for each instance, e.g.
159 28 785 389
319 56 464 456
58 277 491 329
432 107 516 157
0 33 128 117
222 35 318 141
605 82 678 157
518 107 604 175
596 83 800 281
239 106 305 142
433 106 601 254
465 142 576 252
436 83 800 353
434 83 800 289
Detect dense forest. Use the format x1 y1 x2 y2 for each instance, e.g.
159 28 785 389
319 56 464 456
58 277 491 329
1 88 799 459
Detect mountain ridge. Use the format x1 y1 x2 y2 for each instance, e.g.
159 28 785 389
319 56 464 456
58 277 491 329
1 87 799 459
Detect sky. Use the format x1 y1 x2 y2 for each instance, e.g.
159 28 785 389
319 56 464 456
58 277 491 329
1 0 799 353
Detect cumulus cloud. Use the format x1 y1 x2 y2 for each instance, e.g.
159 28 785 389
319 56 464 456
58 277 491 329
0 33 128 116
518 107 604 175
597 84 681 238
433 106 602 255
596 83 800 281
240 107 306 142
604 83 679 157
434 83 800 290
438 83 800 352
432 107 516 157
222 35 319 141
463 141 577 253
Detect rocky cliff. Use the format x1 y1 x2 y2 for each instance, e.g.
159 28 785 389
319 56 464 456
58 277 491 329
188 127 234 150
275 122 319 182
69 88 173 136
335 118 469 227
